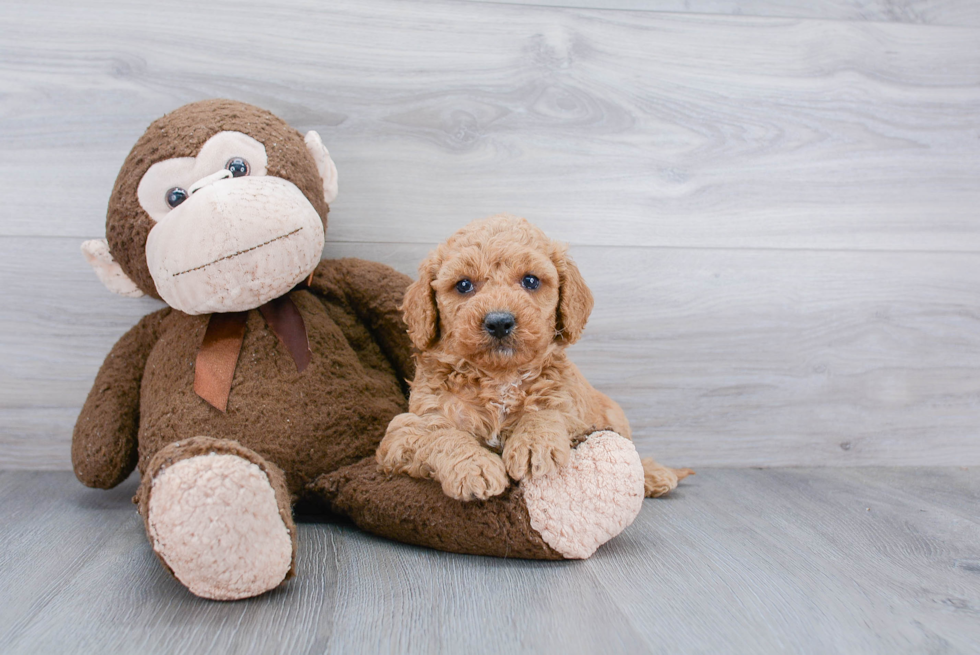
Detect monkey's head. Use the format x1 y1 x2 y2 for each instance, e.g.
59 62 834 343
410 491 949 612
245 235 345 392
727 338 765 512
82 99 338 315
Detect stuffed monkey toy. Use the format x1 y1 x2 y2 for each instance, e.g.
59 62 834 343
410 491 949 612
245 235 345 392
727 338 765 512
74 100 659 602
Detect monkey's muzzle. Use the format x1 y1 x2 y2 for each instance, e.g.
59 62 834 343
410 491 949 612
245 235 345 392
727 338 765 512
145 176 325 315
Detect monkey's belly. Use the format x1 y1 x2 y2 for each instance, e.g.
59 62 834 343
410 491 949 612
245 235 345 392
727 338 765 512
136 299 407 499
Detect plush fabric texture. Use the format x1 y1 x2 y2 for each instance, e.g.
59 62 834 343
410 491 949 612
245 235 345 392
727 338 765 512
136 131 270 221
145 451 294 601
76 101 661 601
73 308 172 488
136 437 296 598
105 99 330 299
303 130 339 204
312 457 564 560
75 259 414 500
135 284 407 498
523 431 645 559
136 438 297 562
74 100 427 601
145 175 325 314
311 431 643 560
80 239 146 298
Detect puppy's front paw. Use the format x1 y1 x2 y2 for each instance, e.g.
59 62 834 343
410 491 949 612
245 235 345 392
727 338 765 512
438 450 509 501
503 433 570 482
376 413 425 476
376 437 413 475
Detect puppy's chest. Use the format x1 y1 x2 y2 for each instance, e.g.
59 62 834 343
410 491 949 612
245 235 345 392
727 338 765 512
451 373 542 448
489 375 531 419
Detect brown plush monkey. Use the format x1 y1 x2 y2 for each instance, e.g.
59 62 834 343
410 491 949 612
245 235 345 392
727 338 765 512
75 99 416 600
75 100 652 602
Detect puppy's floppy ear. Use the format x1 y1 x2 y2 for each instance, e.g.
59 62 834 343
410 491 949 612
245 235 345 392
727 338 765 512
402 252 441 350
551 242 593 345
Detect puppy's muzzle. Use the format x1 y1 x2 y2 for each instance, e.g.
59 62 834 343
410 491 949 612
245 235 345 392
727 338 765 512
483 311 516 339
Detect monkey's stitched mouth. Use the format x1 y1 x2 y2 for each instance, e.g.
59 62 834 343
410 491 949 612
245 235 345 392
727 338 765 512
172 227 303 277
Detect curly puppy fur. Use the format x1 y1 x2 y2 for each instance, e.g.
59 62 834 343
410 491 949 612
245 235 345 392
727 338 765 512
377 214 691 501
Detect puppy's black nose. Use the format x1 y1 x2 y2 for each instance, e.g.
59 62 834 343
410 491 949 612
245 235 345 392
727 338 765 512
484 312 516 339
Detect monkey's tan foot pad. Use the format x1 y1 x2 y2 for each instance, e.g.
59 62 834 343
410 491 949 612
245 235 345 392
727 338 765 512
146 453 294 601
521 430 645 559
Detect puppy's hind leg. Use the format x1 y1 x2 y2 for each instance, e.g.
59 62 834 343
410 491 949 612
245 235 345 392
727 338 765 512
641 457 695 498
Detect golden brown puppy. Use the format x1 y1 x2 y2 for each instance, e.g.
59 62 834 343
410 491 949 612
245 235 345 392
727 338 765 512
377 214 692 501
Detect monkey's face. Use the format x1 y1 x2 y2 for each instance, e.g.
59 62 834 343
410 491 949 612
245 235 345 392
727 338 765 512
136 131 324 314
83 101 339 315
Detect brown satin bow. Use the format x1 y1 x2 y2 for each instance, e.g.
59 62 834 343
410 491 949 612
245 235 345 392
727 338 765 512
193 295 311 412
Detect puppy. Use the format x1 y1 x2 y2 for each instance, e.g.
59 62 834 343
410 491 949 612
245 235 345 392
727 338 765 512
378 214 691 501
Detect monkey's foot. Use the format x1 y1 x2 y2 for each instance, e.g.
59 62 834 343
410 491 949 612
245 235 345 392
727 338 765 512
141 441 295 601
521 430 645 559
311 430 644 560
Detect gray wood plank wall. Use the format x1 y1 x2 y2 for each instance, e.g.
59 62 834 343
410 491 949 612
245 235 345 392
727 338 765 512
464 0 980 26
1 0 978 469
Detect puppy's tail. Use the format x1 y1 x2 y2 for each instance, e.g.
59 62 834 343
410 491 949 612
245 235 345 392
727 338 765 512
673 467 696 481
640 457 695 498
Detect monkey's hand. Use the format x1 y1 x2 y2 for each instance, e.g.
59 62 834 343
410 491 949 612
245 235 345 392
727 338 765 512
308 258 414 388
72 307 170 489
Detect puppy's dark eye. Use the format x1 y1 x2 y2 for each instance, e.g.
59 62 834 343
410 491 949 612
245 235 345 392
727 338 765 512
165 187 188 208
455 279 475 294
521 274 540 291
225 157 250 177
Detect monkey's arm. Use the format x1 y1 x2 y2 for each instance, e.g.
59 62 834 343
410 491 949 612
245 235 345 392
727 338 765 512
72 307 171 489
308 258 415 386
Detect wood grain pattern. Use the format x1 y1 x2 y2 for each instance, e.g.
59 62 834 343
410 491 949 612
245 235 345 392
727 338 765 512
1 468 977 654
5 238 980 469
1 0 979 468
0 0 978 251
594 466 980 653
462 0 980 27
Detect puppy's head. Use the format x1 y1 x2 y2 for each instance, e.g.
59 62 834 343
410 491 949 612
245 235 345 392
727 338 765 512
403 214 593 370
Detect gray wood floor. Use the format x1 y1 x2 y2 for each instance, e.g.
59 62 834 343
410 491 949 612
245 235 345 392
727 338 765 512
1 468 977 654
2 0 980 469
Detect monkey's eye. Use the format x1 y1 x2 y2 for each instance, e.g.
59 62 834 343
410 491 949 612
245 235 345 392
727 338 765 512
165 187 189 209
521 274 540 290
455 279 475 294
225 157 250 177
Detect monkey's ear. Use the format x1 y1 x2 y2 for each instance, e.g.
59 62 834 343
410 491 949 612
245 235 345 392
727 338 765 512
304 130 338 205
401 254 440 350
81 239 145 298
